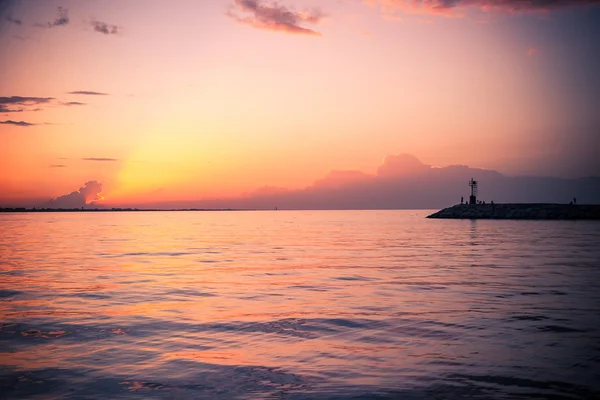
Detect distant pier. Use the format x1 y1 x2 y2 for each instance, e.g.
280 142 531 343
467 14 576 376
427 203 600 220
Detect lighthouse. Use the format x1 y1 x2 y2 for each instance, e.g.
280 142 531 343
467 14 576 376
469 178 478 205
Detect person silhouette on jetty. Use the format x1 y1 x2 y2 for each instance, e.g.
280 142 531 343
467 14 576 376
461 196 464 204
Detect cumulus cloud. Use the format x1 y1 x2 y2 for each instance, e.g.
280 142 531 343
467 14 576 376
45 181 104 208
90 20 120 35
88 151 599 210
36 7 69 28
365 0 600 17
227 0 325 36
142 152 600 211
0 120 36 127
172 154 598 210
67 91 109 96
82 157 119 162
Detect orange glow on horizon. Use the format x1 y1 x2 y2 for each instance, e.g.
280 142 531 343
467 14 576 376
1 0 599 206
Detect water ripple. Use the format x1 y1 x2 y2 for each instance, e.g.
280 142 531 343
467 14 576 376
0 210 599 399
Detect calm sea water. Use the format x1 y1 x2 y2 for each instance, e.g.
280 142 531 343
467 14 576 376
1 210 600 399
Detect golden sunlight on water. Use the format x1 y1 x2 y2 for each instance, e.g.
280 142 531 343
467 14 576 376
1 211 600 399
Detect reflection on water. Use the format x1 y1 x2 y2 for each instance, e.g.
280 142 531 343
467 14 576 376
1 210 600 399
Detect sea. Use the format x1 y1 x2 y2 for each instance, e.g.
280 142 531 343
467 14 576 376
1 210 599 399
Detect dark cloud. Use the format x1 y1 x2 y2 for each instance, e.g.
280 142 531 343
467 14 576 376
0 95 91 114
0 120 36 127
49 164 67 168
227 0 325 36
0 97 53 112
45 181 104 208
90 20 120 35
36 7 69 28
0 96 54 105
67 91 109 96
367 0 600 16
6 14 22 25
54 7 69 26
82 158 119 162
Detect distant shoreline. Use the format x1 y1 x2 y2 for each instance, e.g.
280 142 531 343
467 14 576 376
0 208 253 213
1 206 599 215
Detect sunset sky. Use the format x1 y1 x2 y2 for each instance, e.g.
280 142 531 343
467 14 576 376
1 0 599 207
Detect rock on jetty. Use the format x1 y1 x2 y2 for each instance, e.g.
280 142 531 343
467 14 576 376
427 204 600 220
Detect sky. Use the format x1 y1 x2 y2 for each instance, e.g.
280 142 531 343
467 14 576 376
1 0 599 208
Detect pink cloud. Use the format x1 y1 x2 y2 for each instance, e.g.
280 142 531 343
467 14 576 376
227 0 325 36
365 0 600 18
527 46 539 56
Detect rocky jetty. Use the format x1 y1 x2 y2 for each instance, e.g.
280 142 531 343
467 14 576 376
427 204 600 220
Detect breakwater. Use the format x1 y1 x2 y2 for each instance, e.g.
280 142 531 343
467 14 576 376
427 203 600 220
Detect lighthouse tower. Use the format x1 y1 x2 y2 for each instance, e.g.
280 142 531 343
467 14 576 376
469 178 478 205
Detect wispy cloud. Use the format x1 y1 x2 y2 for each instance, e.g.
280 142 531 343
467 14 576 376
82 158 119 162
90 20 120 35
35 7 69 28
12 35 34 41
227 0 325 36
68 91 109 96
62 101 87 106
365 0 600 18
0 105 23 113
527 46 539 56
49 164 67 168
0 96 54 113
0 120 36 127
0 96 54 105
6 15 22 25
